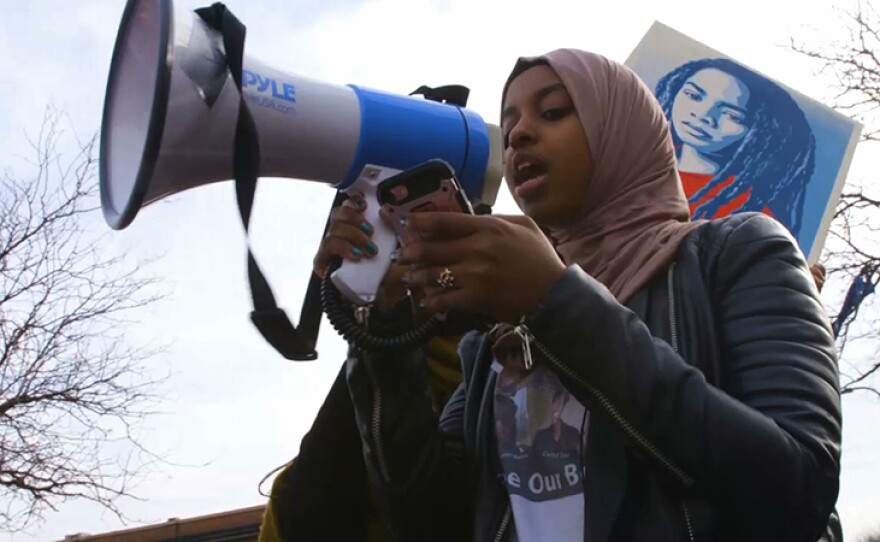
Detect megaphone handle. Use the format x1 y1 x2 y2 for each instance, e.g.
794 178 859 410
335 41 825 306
330 167 400 305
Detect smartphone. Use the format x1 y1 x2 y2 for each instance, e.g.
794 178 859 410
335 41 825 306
377 159 474 246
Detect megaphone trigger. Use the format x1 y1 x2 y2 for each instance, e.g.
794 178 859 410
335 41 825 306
330 165 402 306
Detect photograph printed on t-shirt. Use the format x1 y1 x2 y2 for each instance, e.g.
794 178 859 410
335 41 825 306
494 364 589 503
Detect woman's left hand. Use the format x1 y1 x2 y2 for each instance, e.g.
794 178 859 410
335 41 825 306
395 212 567 323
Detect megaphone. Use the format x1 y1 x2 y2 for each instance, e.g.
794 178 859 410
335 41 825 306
100 0 503 313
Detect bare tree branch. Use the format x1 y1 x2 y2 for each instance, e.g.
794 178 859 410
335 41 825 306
0 107 167 532
791 2 880 398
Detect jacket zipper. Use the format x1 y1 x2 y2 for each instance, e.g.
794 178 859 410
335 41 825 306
668 264 696 542
667 264 680 353
682 501 695 542
365 360 392 483
493 506 512 542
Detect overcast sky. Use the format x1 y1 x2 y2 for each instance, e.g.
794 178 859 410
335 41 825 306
2 0 879 540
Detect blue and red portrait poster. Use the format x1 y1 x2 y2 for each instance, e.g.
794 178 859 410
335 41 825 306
626 22 862 263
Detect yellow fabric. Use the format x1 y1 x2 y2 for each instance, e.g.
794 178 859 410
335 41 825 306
257 488 282 542
425 335 464 411
259 335 463 541
258 469 285 542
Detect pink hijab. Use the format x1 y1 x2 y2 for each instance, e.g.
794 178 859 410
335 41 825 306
503 49 703 303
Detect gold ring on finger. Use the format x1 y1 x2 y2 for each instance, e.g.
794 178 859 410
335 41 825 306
437 267 455 289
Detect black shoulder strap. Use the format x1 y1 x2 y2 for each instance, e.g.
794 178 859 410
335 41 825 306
196 3 323 361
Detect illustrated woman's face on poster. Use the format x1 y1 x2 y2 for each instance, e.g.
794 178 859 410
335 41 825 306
671 68 752 154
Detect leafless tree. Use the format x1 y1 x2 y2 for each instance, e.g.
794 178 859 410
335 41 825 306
791 2 880 399
0 108 166 532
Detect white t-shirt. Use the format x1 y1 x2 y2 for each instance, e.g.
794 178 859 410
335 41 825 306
493 361 590 542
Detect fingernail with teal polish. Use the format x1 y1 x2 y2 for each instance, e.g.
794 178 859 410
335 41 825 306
365 242 377 255
352 247 363 257
390 250 397 263
360 222 373 235
399 215 408 227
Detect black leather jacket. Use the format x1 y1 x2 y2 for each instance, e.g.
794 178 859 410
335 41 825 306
342 214 842 542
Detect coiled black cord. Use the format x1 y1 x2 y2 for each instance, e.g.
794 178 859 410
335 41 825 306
321 258 440 353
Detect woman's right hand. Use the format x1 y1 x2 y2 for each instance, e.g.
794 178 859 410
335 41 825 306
810 263 826 293
313 194 410 311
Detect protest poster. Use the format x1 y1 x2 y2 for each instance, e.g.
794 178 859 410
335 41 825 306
626 22 862 262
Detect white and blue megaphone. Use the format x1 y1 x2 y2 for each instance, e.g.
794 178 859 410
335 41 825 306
100 0 503 315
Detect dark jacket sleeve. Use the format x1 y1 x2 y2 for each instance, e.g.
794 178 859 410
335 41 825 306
272 363 376 541
344 319 474 540
525 214 841 541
